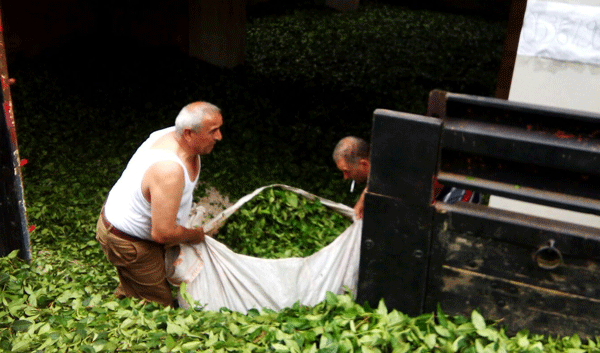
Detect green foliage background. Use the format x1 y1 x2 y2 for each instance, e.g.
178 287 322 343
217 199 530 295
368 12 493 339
3 0 599 351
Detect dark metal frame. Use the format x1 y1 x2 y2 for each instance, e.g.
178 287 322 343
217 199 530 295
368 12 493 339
357 90 600 337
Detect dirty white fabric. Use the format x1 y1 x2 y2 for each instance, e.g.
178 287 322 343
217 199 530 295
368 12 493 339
518 1 600 66
165 184 362 313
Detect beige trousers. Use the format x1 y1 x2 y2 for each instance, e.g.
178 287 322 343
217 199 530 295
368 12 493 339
96 216 173 307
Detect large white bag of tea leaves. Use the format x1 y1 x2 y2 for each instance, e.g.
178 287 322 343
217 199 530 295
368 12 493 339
165 184 362 313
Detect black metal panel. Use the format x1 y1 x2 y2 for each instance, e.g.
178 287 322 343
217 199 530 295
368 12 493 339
441 118 600 175
436 172 600 217
429 89 600 132
357 109 442 315
430 202 600 261
368 109 443 204
362 90 600 338
425 202 600 337
357 193 433 316
429 90 600 215
438 151 600 202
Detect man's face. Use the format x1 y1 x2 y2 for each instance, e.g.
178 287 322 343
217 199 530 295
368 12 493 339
190 113 223 155
336 158 369 183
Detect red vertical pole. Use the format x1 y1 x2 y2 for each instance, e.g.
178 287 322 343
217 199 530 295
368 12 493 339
0 8 31 261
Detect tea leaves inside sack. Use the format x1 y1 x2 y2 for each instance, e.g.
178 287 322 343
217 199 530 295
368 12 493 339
217 188 352 258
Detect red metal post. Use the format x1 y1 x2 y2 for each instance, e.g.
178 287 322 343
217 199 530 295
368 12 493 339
0 8 31 261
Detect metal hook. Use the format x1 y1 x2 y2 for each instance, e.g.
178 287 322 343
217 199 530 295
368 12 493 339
533 239 563 270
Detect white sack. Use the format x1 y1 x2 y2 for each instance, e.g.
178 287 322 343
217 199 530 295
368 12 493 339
165 184 362 313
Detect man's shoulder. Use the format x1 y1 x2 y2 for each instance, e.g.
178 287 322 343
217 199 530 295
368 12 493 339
150 126 176 137
148 159 185 176
144 160 186 191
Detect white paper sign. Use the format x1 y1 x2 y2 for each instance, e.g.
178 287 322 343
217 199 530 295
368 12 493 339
518 1 600 65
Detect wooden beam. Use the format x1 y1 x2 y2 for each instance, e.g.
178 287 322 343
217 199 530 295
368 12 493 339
495 0 527 99
325 0 360 12
189 0 246 68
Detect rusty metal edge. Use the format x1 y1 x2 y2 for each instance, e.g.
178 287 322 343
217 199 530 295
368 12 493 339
0 10 32 262
426 89 448 118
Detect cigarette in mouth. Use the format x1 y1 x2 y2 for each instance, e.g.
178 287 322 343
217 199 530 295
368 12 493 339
350 180 355 193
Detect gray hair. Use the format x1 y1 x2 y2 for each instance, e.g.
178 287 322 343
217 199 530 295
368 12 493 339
174 102 221 136
332 136 370 165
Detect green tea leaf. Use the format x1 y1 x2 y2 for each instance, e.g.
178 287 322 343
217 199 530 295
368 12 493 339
471 310 486 331
10 339 31 353
434 324 451 338
12 319 33 332
286 193 299 208
424 333 437 349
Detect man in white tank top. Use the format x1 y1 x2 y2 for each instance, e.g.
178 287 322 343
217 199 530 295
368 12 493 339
96 102 223 307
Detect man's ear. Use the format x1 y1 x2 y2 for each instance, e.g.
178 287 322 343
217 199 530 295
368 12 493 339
182 128 194 141
359 158 370 170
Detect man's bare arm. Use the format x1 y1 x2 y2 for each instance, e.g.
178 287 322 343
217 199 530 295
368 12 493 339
143 161 204 245
354 187 367 220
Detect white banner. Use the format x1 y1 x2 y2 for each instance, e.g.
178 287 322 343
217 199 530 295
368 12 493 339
517 1 600 65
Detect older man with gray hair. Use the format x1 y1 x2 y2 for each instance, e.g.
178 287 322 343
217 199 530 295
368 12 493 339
96 102 223 307
333 136 370 219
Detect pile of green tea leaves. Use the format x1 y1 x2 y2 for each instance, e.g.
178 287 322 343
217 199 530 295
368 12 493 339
217 188 352 258
2 248 598 352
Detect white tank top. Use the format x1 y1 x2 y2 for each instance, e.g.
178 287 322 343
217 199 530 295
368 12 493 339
104 127 200 240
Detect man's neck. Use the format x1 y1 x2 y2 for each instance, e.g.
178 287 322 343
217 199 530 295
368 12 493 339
174 134 198 164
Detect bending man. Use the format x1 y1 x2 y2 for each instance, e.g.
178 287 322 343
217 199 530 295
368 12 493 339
96 102 223 306
333 136 370 219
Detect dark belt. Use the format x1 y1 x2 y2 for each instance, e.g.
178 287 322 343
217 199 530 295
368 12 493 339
101 210 147 243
